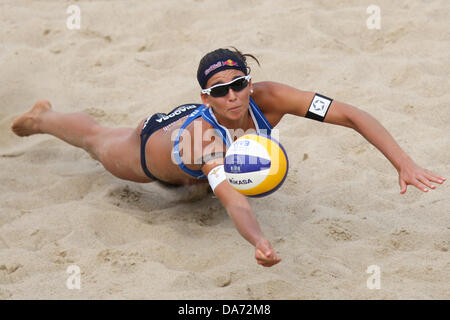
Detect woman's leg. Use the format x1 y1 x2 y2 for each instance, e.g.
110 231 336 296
11 100 151 182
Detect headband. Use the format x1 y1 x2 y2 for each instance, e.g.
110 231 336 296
197 57 247 89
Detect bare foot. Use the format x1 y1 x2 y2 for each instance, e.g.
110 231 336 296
11 100 52 136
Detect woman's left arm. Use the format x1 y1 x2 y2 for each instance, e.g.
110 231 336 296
257 81 446 193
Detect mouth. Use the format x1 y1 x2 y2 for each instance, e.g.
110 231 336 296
229 105 241 112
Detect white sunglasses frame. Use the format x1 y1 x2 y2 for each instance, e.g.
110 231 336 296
201 75 252 96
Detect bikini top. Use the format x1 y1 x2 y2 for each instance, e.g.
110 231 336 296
172 97 273 179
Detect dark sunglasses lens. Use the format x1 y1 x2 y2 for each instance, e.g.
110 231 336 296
230 78 248 91
210 78 249 97
210 86 229 97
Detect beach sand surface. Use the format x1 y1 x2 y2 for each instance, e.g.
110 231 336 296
0 0 449 299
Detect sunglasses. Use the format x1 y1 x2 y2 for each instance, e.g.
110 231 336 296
202 75 251 98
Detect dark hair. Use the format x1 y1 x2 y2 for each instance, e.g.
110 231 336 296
197 47 260 88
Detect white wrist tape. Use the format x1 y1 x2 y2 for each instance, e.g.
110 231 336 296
207 165 227 192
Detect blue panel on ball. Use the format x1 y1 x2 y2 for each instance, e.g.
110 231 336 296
224 154 271 173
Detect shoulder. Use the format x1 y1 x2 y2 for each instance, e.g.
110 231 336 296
251 81 279 107
251 81 298 126
252 81 307 106
252 81 315 119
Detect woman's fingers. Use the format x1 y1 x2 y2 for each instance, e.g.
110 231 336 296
399 178 407 194
255 249 266 260
258 257 281 267
255 249 271 265
416 172 446 192
401 176 427 193
417 176 435 191
255 249 281 267
256 248 275 262
424 170 446 184
255 239 281 267
399 167 446 194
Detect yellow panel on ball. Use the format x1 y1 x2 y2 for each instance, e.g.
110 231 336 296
224 133 289 197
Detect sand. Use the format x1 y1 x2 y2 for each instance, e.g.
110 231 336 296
1 0 449 299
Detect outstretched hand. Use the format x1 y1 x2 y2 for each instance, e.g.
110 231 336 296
255 238 281 267
398 160 446 194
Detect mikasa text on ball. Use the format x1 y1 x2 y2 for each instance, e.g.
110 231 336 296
224 133 289 197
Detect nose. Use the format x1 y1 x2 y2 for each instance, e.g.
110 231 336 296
226 87 237 101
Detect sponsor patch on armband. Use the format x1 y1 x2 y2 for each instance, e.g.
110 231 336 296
305 94 333 122
207 165 226 192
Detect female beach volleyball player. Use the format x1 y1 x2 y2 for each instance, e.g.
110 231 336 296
11 48 446 267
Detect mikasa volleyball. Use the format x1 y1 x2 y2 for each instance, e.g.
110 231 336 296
224 133 289 197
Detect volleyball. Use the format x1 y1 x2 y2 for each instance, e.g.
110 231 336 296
224 133 289 197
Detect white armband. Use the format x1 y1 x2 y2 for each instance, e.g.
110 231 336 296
207 165 227 192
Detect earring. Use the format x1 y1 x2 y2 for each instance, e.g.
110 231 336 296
206 103 210 107
250 89 254 94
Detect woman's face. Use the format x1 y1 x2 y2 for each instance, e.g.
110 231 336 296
201 69 253 123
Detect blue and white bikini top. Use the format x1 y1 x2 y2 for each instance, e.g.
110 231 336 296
172 97 273 179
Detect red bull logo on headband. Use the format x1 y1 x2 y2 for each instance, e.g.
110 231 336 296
204 59 240 76
223 59 238 66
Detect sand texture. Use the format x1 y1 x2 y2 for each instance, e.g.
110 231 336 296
0 0 449 299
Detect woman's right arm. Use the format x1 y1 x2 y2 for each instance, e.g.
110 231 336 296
202 160 282 267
